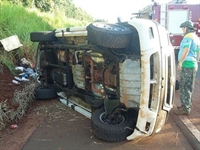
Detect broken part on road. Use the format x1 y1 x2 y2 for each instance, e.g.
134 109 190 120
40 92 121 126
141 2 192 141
30 18 176 142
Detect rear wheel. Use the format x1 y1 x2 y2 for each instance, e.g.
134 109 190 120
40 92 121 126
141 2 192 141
91 108 135 142
30 31 56 42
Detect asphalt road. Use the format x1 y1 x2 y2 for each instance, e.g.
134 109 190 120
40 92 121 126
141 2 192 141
21 102 194 150
21 65 200 150
22 97 199 150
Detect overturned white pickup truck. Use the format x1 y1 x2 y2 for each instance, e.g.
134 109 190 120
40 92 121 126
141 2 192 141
30 18 176 142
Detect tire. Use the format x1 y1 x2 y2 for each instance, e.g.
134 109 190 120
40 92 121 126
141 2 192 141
91 108 135 142
34 85 57 100
30 31 56 42
86 22 132 49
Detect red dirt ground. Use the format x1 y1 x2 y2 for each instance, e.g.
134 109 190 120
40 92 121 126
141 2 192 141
0 65 50 150
0 66 23 109
0 64 199 150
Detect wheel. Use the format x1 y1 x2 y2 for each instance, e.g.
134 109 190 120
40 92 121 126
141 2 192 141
34 85 57 100
86 22 132 49
30 31 56 42
91 108 135 142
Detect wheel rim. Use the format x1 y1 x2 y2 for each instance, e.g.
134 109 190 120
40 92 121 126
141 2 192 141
99 112 126 125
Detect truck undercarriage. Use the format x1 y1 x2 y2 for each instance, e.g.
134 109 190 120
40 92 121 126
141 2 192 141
31 20 176 142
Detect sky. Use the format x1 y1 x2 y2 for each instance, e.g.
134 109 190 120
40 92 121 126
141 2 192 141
72 0 200 23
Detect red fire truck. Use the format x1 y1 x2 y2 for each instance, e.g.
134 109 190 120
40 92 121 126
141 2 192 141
135 0 200 52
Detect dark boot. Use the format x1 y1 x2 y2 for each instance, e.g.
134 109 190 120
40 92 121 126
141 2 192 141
174 109 190 115
177 105 184 110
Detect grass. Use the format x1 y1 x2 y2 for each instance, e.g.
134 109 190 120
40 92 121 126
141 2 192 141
0 1 91 74
0 51 16 74
0 101 10 131
0 1 92 130
0 3 53 73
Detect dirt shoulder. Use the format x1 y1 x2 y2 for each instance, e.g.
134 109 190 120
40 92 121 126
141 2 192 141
0 100 58 150
0 65 40 150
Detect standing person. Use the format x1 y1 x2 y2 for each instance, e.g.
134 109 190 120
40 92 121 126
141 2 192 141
175 20 200 115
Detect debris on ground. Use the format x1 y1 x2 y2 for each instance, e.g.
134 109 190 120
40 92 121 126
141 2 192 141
12 58 37 85
10 124 18 129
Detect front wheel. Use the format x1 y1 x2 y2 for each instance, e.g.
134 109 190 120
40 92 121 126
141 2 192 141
87 22 132 49
91 108 135 142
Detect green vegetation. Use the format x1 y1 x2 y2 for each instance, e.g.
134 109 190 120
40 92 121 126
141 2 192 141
0 0 93 73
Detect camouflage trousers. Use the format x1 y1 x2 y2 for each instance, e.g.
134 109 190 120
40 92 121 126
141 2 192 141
179 68 197 112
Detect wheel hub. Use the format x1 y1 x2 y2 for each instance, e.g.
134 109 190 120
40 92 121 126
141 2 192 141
100 112 125 125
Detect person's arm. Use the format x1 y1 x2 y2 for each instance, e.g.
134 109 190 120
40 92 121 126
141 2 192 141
177 47 189 71
197 38 200 62
198 50 200 62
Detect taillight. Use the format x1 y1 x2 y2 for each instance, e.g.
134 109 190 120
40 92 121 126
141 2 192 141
183 5 188 9
168 5 174 9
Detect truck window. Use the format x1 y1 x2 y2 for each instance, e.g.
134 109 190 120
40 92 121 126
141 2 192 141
149 27 154 39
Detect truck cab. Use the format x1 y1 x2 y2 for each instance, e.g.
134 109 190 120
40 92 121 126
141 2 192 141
30 18 176 142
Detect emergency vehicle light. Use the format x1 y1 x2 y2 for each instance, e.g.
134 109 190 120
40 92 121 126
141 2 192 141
168 5 174 9
183 5 188 9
